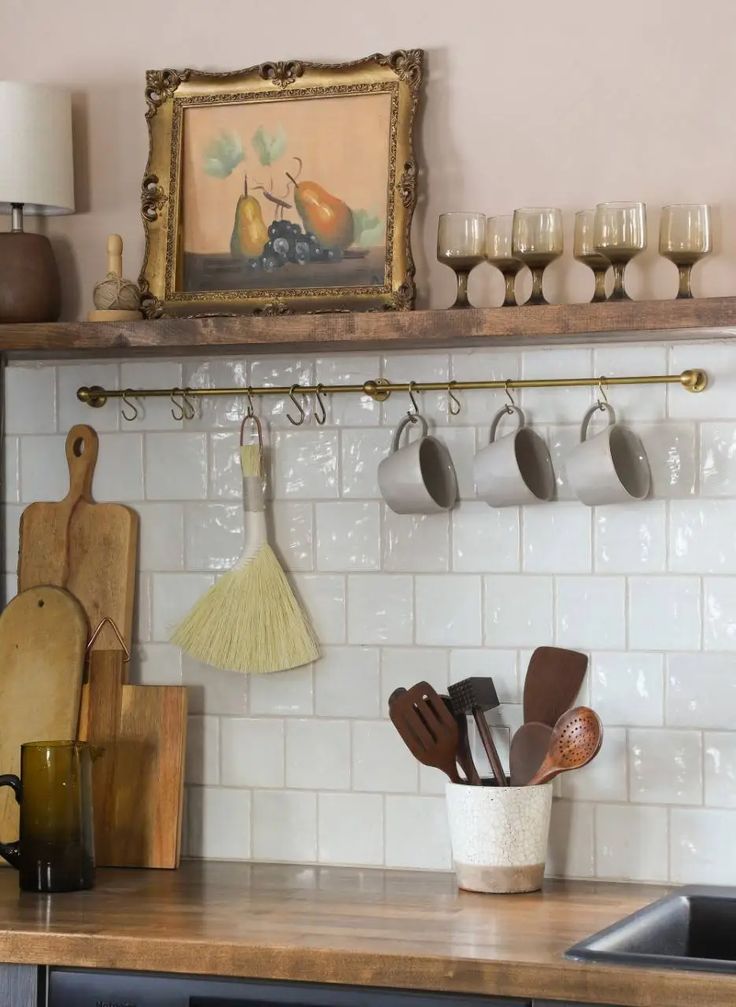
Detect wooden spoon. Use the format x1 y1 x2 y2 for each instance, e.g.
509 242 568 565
509 721 553 786
526 707 602 787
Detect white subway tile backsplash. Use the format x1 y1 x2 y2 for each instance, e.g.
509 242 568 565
591 652 664 726
5 366 56 434
700 422 736 496
521 348 593 425
561 727 627 801
316 501 380 571
524 504 591 573
670 808 736 884
132 642 182 686
629 727 702 805
249 357 313 428
595 804 668 882
286 719 350 790
182 359 248 432
19 434 67 501
437 426 476 497
221 718 284 788
271 502 314 571
252 790 317 862
705 731 736 808
135 503 184 571
318 793 383 865
272 429 339 499
638 423 697 498
450 350 521 426
3 437 19 503
314 355 381 426
347 574 412 644
151 572 215 642
595 502 666 573
208 432 242 500
629 576 702 650
545 425 580 501
547 800 595 878
557 576 626 650
3 504 20 575
292 574 346 645
249 666 313 716
385 795 451 869
485 575 553 647
58 362 119 432
145 432 207 500
121 361 183 431
667 654 736 728
188 787 251 860
593 346 668 422
670 500 736 573
381 648 448 710
315 646 380 718
352 720 417 793
182 655 248 716
452 502 519 573
185 503 244 571
185 715 220 786
669 343 736 420
415 574 482 646
382 353 449 425
450 649 518 704
384 509 450 572
704 577 736 650
340 428 388 498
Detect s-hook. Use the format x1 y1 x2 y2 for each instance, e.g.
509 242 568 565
447 381 462 417
314 383 327 426
503 379 516 416
240 387 263 448
120 389 139 422
596 375 610 411
287 384 306 426
407 380 420 422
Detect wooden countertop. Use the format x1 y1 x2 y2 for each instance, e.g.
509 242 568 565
0 861 732 1006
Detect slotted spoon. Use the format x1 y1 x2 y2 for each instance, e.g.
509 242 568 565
526 706 602 787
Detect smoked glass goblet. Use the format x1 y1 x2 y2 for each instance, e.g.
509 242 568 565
574 209 610 302
593 201 647 301
486 215 524 306
659 203 712 299
437 212 486 308
511 207 563 305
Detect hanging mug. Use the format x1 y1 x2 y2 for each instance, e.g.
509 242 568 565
378 413 457 514
565 401 650 505
474 405 555 507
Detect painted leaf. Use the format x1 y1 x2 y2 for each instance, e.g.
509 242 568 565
203 131 245 178
252 126 287 166
352 208 385 247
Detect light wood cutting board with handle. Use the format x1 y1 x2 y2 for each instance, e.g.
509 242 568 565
78 673 187 869
18 424 138 656
0 587 87 839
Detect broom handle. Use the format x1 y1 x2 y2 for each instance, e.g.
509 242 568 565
473 709 508 786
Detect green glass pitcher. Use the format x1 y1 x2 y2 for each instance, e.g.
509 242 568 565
0 741 95 892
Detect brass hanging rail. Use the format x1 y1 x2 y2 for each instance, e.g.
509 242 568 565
76 368 708 415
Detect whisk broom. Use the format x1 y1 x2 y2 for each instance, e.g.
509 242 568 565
172 413 319 674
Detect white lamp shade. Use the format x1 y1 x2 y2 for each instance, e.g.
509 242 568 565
0 81 75 215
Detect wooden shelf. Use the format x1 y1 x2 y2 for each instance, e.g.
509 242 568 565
1 297 736 360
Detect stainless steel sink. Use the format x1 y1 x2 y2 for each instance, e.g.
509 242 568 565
566 886 736 973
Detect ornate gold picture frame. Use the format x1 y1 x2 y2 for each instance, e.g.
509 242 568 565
139 50 423 318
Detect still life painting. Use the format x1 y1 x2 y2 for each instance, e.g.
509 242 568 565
139 52 423 317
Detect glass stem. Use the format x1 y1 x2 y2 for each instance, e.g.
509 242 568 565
592 268 608 302
527 268 546 305
502 271 517 307
454 270 470 308
677 264 693 299
610 262 630 301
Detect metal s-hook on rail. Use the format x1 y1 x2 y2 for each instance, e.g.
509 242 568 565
76 367 709 421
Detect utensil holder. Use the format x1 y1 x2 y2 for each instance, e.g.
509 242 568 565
445 781 553 894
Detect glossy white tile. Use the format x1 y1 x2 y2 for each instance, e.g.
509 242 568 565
704 732 736 808
340 428 388 498
187 787 251 860
670 808 736 884
520 348 593 425
382 353 449 425
3 504 21 575
669 500 736 573
561 727 627 801
700 422 736 496
249 665 313 716
380 648 448 711
385 795 451 869
5 366 56 434
485 575 553 647
291 574 346 645
145 432 207 500
667 653 736 728
704 577 736 650
121 361 184 431
629 727 702 805
524 504 591 573
556 576 626 650
449 649 518 704
545 425 580 501
184 503 243 571
208 432 242 500
416 574 482 646
271 501 314 571
182 359 248 431
221 718 284 788
182 654 248 716
315 501 380 571
347 574 412 644
638 423 697 498
58 362 119 432
669 342 736 419
271 429 339 499
546 800 595 878
19 434 67 501
248 357 314 428
450 350 521 426
452 502 519 573
352 720 418 793
285 719 350 790
384 508 449 572
314 355 381 426
591 652 664 726
593 346 668 422
131 642 182 686
3 437 19 503
151 572 215 642
437 426 476 497
595 501 666 573
595 804 668 882
318 793 383 865
252 790 317 862
134 503 184 571
629 576 702 650
314 646 380 718
185 715 219 785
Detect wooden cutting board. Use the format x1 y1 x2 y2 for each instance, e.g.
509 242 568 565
18 424 138 657
78 677 187 869
0 587 87 839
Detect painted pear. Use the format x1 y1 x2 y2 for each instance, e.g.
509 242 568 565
287 173 354 251
231 176 268 259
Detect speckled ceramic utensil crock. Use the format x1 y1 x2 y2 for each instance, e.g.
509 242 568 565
445 781 553 894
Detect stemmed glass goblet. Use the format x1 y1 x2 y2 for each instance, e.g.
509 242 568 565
437 212 486 308
511 207 563 305
486 215 524 306
659 203 712 299
574 209 610 302
593 202 647 301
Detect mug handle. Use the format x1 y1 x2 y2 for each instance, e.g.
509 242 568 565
580 401 616 443
489 404 525 444
391 412 429 453
0 774 21 869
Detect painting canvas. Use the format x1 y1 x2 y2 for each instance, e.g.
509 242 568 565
139 52 422 317
180 92 391 293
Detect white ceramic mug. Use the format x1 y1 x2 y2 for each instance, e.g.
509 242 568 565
474 405 555 507
565 402 651 505
378 413 457 514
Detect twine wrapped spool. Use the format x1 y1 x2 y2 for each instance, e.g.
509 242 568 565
88 234 142 322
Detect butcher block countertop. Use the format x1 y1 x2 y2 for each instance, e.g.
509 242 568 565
0 861 732 1006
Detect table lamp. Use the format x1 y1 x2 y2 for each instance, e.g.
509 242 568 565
0 81 75 323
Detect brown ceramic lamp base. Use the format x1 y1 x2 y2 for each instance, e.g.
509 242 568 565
0 232 61 323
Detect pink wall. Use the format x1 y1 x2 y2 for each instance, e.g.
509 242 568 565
2 0 735 316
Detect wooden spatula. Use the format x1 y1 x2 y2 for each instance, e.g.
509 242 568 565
523 646 588 727
18 424 138 658
389 681 461 784
0 587 87 838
